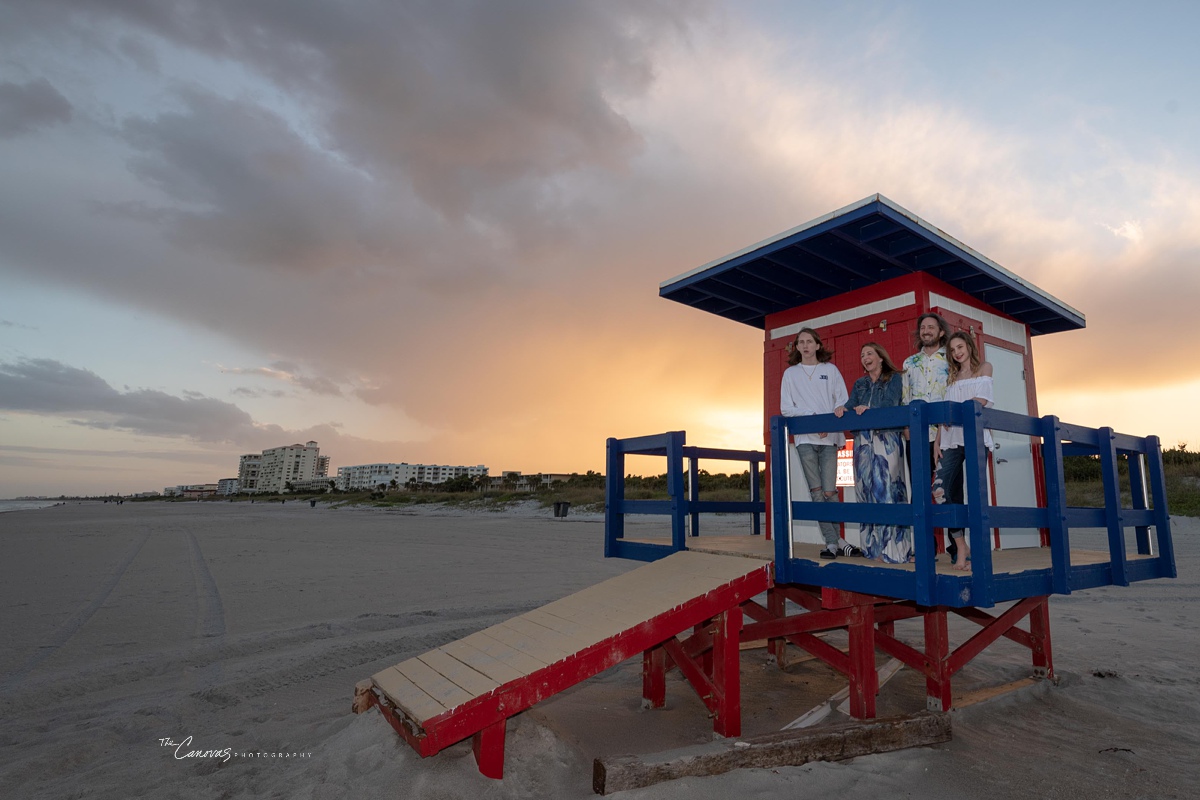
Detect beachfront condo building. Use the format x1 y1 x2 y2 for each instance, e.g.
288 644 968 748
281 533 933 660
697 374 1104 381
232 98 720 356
238 454 262 492
253 441 330 493
337 462 488 491
217 478 240 495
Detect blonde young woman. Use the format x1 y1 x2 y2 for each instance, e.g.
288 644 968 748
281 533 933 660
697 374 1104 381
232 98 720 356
932 332 995 571
780 328 862 559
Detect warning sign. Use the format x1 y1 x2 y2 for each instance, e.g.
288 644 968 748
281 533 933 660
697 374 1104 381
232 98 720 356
836 439 854 487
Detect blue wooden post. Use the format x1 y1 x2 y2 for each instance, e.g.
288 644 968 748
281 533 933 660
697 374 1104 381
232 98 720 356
1145 436 1177 578
769 416 792 583
1039 416 1072 595
604 438 624 558
1126 448 1152 555
962 400 994 607
1097 427 1129 587
666 431 687 551
909 401 935 606
750 458 762 536
688 453 700 537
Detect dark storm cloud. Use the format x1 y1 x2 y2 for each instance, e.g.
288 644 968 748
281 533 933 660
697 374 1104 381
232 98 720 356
0 443 232 465
18 0 692 220
0 78 72 138
0 358 256 443
115 88 393 273
0 359 407 459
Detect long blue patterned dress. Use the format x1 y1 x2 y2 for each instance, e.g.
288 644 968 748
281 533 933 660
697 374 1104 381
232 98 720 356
845 374 910 563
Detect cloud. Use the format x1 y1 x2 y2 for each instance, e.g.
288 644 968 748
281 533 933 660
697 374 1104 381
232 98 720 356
1102 219 1144 244
0 358 257 443
220 363 343 397
0 78 72 138
0 358 429 468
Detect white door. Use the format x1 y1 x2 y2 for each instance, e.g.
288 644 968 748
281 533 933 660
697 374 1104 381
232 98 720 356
987 345 1041 548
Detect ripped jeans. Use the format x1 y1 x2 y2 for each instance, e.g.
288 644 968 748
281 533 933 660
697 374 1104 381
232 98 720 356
797 443 840 548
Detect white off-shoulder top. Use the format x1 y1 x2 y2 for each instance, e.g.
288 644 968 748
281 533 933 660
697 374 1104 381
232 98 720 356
940 375 994 451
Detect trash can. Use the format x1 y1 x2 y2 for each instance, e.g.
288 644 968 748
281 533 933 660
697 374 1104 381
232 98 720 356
553 501 571 518
310 499 317 508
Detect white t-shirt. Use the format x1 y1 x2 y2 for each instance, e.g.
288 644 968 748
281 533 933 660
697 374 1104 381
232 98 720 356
780 361 849 447
940 375 995 451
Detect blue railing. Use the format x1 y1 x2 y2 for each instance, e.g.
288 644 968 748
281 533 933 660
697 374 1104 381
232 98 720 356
604 432 765 562
769 400 1176 607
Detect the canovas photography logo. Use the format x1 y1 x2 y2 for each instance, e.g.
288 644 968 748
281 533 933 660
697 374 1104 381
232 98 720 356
158 736 312 762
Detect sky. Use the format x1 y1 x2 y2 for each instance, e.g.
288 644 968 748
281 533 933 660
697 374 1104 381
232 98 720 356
2 0 1199 497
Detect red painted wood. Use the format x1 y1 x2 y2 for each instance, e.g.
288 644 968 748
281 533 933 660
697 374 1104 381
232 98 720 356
923 609 952 712
642 645 666 708
767 589 786 667
713 607 742 737
472 718 506 779
947 596 1045 675
874 627 935 678
847 603 877 719
662 636 717 714
695 620 714 675
740 607 855 641
1028 598 1054 678
397 565 770 760
776 584 824 613
952 606 1037 650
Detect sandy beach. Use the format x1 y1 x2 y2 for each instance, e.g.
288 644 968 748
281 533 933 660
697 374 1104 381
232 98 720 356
1 501 1196 799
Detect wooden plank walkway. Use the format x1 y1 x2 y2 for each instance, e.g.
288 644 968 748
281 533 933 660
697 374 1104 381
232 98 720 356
363 549 772 772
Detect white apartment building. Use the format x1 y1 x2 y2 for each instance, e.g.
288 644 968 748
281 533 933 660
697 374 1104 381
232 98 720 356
217 478 240 496
337 462 488 491
254 441 330 493
238 454 262 492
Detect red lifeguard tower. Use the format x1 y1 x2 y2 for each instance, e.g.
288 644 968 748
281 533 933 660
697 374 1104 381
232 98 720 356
356 196 1176 784
661 192 1077 550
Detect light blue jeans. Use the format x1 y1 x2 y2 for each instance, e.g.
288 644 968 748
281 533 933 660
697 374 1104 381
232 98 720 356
797 443 840 548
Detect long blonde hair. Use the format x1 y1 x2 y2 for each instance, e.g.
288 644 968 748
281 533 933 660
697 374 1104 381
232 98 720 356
946 332 982 384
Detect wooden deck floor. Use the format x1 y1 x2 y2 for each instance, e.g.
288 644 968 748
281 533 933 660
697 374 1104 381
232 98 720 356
623 535 1154 575
371 550 770 728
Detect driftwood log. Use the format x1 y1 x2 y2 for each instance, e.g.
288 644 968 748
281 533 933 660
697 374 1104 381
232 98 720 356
593 711 950 795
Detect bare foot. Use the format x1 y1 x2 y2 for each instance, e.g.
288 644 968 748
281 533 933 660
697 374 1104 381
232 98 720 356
953 546 971 571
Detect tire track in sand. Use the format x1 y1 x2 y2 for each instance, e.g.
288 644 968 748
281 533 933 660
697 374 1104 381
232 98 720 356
183 529 227 694
1 530 152 691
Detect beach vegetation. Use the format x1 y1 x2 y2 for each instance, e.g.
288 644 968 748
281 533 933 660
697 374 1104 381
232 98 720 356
1064 442 1200 516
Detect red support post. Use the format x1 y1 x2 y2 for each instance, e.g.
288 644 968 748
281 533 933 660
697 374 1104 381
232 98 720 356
471 718 506 779
712 606 742 737
642 645 667 708
924 608 952 712
695 620 714 675
767 587 786 668
1028 598 1055 679
846 603 877 719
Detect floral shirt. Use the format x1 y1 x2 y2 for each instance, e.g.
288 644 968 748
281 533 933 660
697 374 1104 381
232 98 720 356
902 347 949 442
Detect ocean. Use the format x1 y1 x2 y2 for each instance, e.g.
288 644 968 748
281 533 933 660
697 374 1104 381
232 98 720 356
0 499 64 514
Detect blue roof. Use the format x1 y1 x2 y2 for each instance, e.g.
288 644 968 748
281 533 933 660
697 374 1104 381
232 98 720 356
660 194 1085 335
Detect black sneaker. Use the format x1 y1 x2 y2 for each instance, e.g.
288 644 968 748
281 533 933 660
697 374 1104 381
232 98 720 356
839 543 865 557
819 548 838 559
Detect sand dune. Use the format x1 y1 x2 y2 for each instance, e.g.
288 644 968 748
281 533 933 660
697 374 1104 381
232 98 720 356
1 501 1196 799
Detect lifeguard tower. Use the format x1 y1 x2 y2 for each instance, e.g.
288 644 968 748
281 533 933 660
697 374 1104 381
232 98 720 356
355 196 1176 785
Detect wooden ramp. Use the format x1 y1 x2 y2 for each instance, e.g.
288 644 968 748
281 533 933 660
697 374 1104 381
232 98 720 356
354 551 772 778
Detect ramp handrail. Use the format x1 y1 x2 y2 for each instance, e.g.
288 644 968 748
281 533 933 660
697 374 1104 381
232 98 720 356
604 431 765 562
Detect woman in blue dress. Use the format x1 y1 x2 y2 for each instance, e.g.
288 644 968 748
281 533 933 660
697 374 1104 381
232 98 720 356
835 342 910 563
